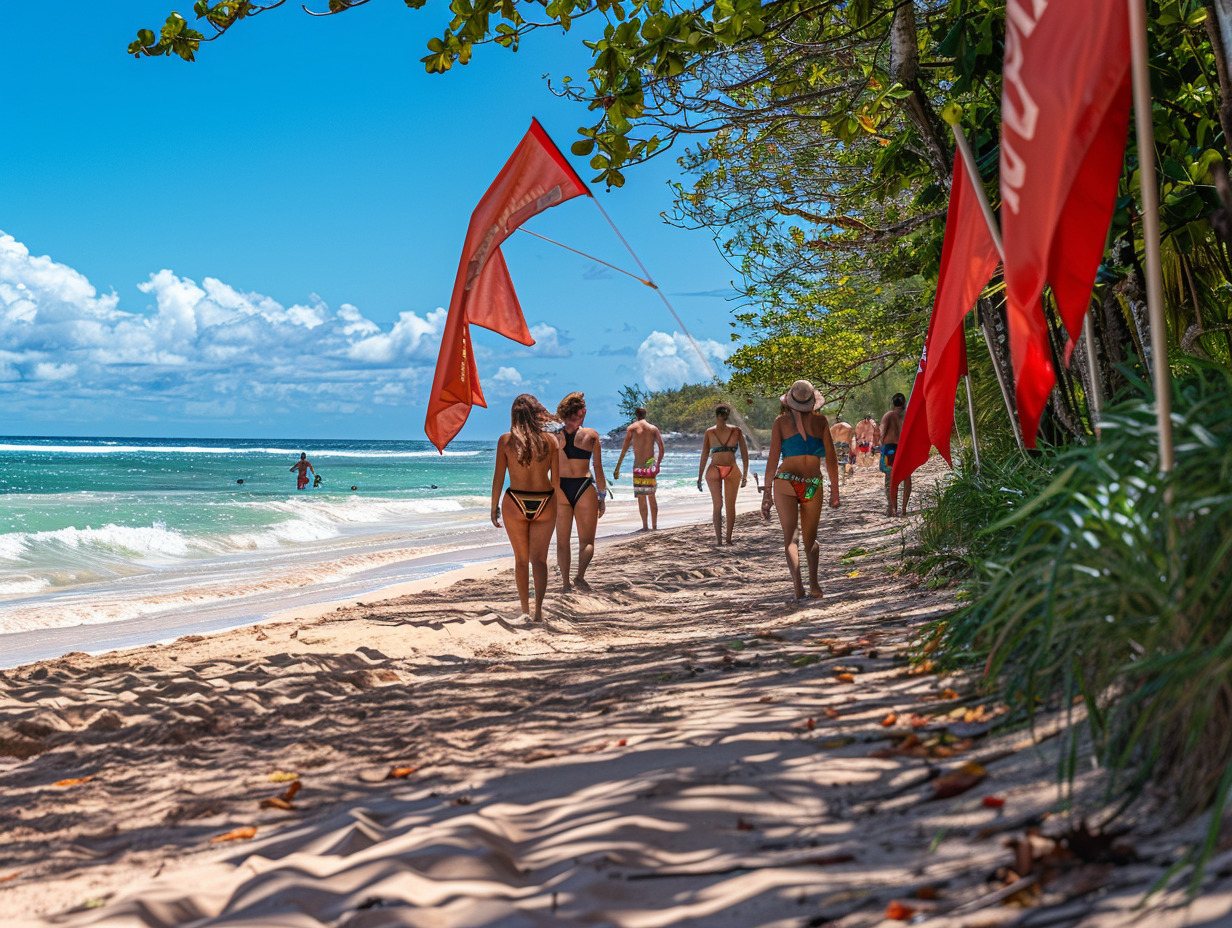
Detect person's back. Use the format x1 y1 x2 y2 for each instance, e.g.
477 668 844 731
614 407 665 530
879 394 909 515
830 419 856 479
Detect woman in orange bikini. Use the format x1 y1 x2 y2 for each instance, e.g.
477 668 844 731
760 380 840 600
697 403 749 545
490 394 558 622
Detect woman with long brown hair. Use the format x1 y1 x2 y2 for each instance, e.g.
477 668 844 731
760 380 841 600
491 394 559 622
554 391 606 592
697 403 749 545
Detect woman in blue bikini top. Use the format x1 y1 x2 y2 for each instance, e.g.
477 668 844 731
760 379 841 601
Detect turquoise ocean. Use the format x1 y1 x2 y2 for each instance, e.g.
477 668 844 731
0 436 708 653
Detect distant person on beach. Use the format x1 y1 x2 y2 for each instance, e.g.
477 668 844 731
761 380 840 600
290 453 315 490
491 394 559 622
855 416 876 466
555 392 607 592
880 393 910 516
830 416 856 483
613 406 665 531
697 404 749 545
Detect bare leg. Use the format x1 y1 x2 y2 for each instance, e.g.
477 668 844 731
649 493 658 529
901 477 912 515
723 466 742 544
800 495 825 598
773 481 805 599
501 493 533 617
555 493 575 592
571 487 599 588
884 472 896 516
528 498 557 620
637 496 649 530
705 465 724 544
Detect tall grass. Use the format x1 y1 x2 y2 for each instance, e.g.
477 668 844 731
919 362 1232 861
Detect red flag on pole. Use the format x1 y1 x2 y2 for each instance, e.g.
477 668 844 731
999 1 1131 447
425 120 591 451
891 156 1000 489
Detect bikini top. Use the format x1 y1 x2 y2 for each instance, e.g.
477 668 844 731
711 427 740 454
562 429 592 460
781 422 826 459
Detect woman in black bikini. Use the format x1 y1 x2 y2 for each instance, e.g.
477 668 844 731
555 392 607 592
760 380 841 600
697 404 749 545
491 394 558 622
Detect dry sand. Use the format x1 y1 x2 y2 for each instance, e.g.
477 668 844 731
2 465 1231 927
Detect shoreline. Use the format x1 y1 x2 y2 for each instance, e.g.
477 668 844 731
0 489 763 670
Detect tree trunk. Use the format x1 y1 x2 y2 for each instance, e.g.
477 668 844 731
890 2 953 182
1205 1 1232 148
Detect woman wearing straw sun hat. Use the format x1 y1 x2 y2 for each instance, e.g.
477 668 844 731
761 380 841 600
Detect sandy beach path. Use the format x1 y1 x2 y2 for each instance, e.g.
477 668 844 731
3 466 1230 926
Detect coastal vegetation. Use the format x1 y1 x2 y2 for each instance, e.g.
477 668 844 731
132 0 1232 876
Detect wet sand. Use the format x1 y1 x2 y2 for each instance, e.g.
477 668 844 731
2 464 1229 927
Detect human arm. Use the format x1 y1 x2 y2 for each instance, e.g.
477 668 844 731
654 427 665 469
761 421 781 519
490 436 508 528
697 429 711 490
820 417 840 508
613 426 634 480
738 429 749 487
590 432 607 515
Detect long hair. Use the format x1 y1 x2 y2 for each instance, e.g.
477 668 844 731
510 394 557 467
557 391 586 420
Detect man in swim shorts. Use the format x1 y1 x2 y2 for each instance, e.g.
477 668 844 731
854 415 876 466
613 406 665 530
829 415 856 483
879 394 909 516
290 452 315 491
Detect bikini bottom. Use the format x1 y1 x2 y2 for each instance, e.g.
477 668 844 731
708 463 737 481
559 475 596 508
775 472 822 503
504 488 553 521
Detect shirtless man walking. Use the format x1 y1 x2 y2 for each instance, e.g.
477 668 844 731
289 452 315 491
830 415 856 483
854 415 876 466
613 407 665 530
879 394 909 516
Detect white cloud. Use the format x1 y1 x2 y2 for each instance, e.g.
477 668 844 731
524 322 571 358
0 230 451 423
492 366 523 386
636 330 730 390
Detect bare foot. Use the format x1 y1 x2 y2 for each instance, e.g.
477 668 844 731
574 576 592 592
561 579 573 594
637 526 650 533
886 506 896 517
809 586 824 599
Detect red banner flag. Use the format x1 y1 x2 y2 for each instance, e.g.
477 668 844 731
1000 0 1131 447
425 120 590 451
891 156 1000 489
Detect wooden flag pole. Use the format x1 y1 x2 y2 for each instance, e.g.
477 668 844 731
965 375 982 471
1083 312 1104 440
948 121 1027 454
1128 0 1174 472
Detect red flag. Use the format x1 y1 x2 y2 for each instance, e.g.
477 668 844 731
1000 1 1131 447
425 120 590 451
892 156 1000 488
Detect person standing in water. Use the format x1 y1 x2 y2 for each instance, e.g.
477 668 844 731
289 453 315 490
880 393 910 516
761 380 840 600
697 404 749 545
491 395 558 622
555 392 607 592
613 406 665 531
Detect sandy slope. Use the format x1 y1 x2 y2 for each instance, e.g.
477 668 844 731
2 464 1230 927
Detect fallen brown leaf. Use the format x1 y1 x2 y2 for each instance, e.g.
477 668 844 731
259 797 294 811
53 776 93 788
210 826 257 843
805 718 816 731
836 673 855 683
825 708 840 719
386 766 417 779
931 761 987 799
914 886 938 900
881 712 897 727
0 871 22 884
451 796 472 806
267 771 299 783
735 817 756 831
280 781 301 803
938 688 960 700
758 695 774 703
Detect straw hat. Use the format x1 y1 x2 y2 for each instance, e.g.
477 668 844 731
780 379 824 412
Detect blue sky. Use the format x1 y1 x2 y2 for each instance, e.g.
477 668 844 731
0 3 740 441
